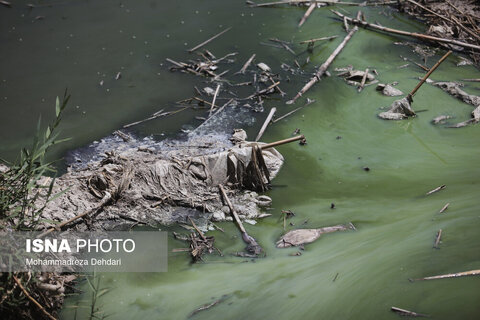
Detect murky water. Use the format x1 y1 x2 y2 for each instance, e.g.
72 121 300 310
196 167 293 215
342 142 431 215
1 1 480 319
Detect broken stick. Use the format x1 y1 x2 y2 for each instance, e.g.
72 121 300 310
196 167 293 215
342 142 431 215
187 27 232 53
391 306 428 318
273 99 315 123
260 135 305 149
13 276 57 320
298 3 316 27
433 229 442 249
407 51 452 102
426 184 446 195
357 68 369 93
218 184 263 255
439 203 449 214
287 26 358 104
299 35 338 44
410 269 480 281
255 107 277 141
209 84 221 116
235 54 256 74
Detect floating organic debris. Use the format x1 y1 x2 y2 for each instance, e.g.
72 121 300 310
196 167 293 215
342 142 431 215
287 26 358 104
439 202 450 213
276 223 355 248
391 306 429 318
431 115 451 124
433 229 442 249
426 184 446 195
410 269 480 281
376 83 403 97
378 51 451 120
187 27 232 53
425 79 480 127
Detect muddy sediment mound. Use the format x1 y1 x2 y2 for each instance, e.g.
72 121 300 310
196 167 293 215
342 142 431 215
39 130 283 232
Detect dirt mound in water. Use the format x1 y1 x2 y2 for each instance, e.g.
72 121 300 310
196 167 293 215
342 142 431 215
39 130 283 232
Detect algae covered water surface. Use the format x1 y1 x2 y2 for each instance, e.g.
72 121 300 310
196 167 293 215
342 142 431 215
1 0 479 319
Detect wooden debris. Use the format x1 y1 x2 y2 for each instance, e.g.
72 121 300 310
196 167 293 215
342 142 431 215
426 184 446 195
391 306 429 318
236 54 256 74
219 184 263 256
299 35 338 45
260 135 305 150
273 98 315 123
0 1 12 8
167 52 237 78
188 295 229 318
209 84 221 116
298 3 316 27
405 0 480 43
287 26 358 104
379 51 451 120
331 10 480 51
246 81 280 99
410 269 480 281
250 0 397 8
269 38 296 55
357 68 369 92
113 130 132 142
123 108 182 128
13 276 57 320
255 107 277 142
439 202 450 213
332 273 339 282
433 229 442 249
187 27 232 53
407 51 452 102
175 217 220 263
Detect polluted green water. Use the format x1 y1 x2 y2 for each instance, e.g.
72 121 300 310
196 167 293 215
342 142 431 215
1 0 480 319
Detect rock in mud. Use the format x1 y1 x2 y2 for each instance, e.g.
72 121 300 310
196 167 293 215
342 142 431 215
276 223 355 248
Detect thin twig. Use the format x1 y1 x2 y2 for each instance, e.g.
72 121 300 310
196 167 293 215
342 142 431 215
13 276 57 320
187 27 232 53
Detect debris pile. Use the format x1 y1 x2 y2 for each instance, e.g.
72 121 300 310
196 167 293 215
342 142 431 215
398 0 480 65
38 130 285 233
426 79 480 127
